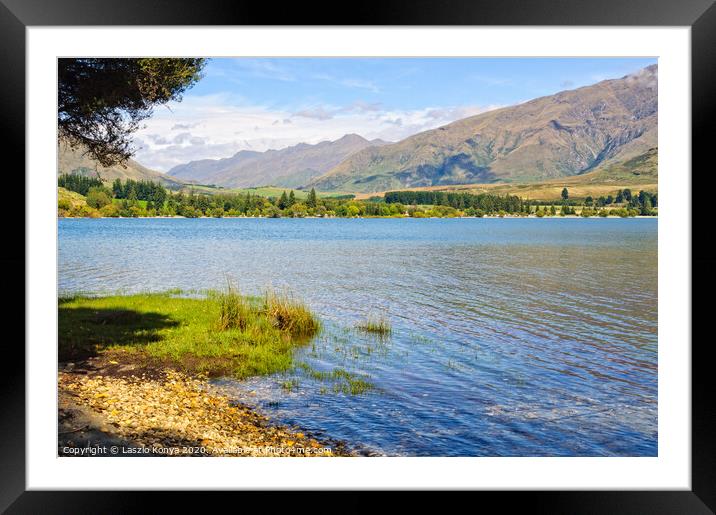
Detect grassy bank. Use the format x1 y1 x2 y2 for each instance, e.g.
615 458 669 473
59 290 320 379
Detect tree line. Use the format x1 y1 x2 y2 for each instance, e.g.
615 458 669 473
112 178 168 206
57 173 104 196
385 188 657 216
59 176 657 218
385 191 526 213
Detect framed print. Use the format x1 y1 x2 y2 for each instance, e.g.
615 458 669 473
4 0 715 511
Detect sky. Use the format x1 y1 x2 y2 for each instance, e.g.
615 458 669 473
133 57 657 171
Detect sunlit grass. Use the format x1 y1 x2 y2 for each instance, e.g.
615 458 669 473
263 289 321 337
58 288 321 380
216 284 252 331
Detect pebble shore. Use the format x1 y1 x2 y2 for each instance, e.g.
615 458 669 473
59 368 348 457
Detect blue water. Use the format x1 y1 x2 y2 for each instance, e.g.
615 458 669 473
58 218 658 456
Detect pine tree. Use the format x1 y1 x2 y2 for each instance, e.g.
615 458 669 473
307 188 317 209
112 178 123 198
278 191 288 210
288 190 296 207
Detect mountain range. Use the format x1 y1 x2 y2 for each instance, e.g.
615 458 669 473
167 134 389 188
309 65 657 193
59 65 657 196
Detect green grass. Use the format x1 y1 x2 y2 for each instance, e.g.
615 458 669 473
182 184 355 200
112 198 148 208
295 363 374 395
355 313 392 335
263 290 321 336
58 290 321 379
280 378 300 392
216 286 252 331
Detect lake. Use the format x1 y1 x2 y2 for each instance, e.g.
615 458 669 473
58 217 658 456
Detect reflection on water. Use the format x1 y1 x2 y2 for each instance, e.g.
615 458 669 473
59 218 657 456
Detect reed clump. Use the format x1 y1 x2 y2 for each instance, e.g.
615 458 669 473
355 312 392 335
263 289 321 337
217 284 252 331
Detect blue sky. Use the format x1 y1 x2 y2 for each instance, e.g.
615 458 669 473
134 57 657 171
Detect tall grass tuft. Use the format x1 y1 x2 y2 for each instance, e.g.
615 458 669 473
217 282 251 331
356 312 392 335
263 289 321 337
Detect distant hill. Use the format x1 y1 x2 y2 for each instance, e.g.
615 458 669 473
167 134 389 188
58 140 185 189
311 65 658 193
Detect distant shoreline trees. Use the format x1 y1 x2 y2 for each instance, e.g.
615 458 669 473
58 175 658 219
384 191 526 213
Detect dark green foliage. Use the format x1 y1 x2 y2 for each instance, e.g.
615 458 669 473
385 190 524 213
561 187 569 200
86 187 112 209
278 191 289 210
59 58 206 166
58 173 104 195
113 178 167 205
307 188 318 209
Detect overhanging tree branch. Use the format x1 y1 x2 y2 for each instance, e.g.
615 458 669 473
58 58 206 167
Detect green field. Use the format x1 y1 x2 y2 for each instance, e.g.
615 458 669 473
182 184 355 200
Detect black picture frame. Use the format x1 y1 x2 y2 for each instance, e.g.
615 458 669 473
3 0 714 511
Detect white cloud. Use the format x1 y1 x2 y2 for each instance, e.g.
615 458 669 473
132 94 503 171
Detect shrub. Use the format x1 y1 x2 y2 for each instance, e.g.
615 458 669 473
72 205 101 218
86 187 112 209
100 203 120 217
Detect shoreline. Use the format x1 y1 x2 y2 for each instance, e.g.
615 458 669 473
59 356 354 457
58 214 658 220
57 292 356 457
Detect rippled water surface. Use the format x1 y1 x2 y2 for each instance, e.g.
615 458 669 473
59 218 658 456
